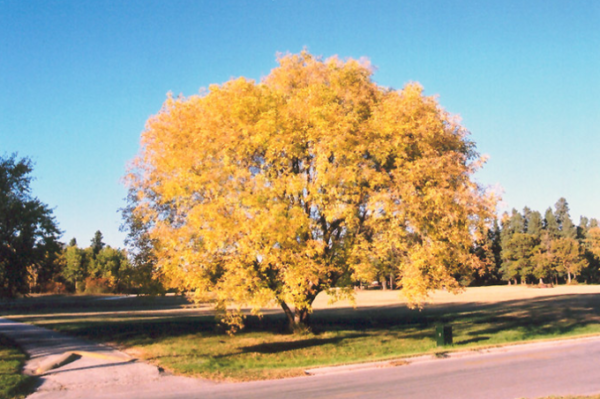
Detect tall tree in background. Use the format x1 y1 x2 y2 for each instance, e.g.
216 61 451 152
554 198 577 239
500 209 528 284
125 52 495 331
544 208 560 239
90 230 105 256
527 211 543 238
0 155 61 298
473 219 502 285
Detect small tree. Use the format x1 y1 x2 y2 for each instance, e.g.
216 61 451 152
62 244 88 292
552 237 584 284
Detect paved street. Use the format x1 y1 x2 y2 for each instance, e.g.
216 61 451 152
3 317 600 399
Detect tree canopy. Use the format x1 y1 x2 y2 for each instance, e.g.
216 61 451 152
125 52 495 330
0 154 61 298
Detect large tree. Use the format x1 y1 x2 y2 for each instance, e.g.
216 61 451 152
125 52 495 330
0 155 61 298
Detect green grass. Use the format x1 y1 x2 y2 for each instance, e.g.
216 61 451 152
5 289 600 381
0 335 34 399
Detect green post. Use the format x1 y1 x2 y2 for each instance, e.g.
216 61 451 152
435 324 453 346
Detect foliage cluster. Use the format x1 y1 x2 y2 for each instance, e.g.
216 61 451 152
0 155 61 298
124 51 495 330
473 197 600 286
59 232 153 294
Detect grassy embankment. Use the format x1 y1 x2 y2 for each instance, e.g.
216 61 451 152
4 285 600 381
0 335 33 399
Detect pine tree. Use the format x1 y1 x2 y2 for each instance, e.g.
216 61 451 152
527 211 543 238
554 197 576 239
544 208 560 238
90 231 105 257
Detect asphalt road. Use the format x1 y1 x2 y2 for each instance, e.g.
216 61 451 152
103 337 600 399
3 317 600 399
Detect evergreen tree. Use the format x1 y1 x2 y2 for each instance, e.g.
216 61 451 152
533 230 554 284
527 211 543 238
501 233 538 284
473 219 502 285
544 208 560 238
578 216 590 240
554 197 577 239
523 207 533 233
90 230 105 256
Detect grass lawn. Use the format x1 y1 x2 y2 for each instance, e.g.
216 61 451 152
0 335 34 399
4 286 600 381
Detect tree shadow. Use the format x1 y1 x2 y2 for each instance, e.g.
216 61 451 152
454 336 490 345
214 333 369 359
6 291 600 354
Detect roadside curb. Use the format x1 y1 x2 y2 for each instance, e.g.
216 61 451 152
304 334 600 376
27 350 136 376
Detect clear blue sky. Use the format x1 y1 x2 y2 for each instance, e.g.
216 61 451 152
1 0 599 248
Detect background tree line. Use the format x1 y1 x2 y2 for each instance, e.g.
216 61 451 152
59 231 134 294
0 153 154 297
473 197 600 286
25 230 141 295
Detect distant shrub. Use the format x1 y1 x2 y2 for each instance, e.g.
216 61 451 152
83 277 113 294
42 281 69 294
528 283 554 289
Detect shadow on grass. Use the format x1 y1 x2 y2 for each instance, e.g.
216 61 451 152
0 294 194 316
6 291 600 355
454 336 490 345
237 333 368 355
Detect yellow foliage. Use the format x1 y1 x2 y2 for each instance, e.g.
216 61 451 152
125 51 496 326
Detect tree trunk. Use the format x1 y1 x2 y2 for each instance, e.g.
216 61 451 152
280 300 311 333
382 280 387 290
567 272 572 284
389 273 394 290
539 278 543 284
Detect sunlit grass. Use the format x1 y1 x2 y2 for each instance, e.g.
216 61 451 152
0 335 33 399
